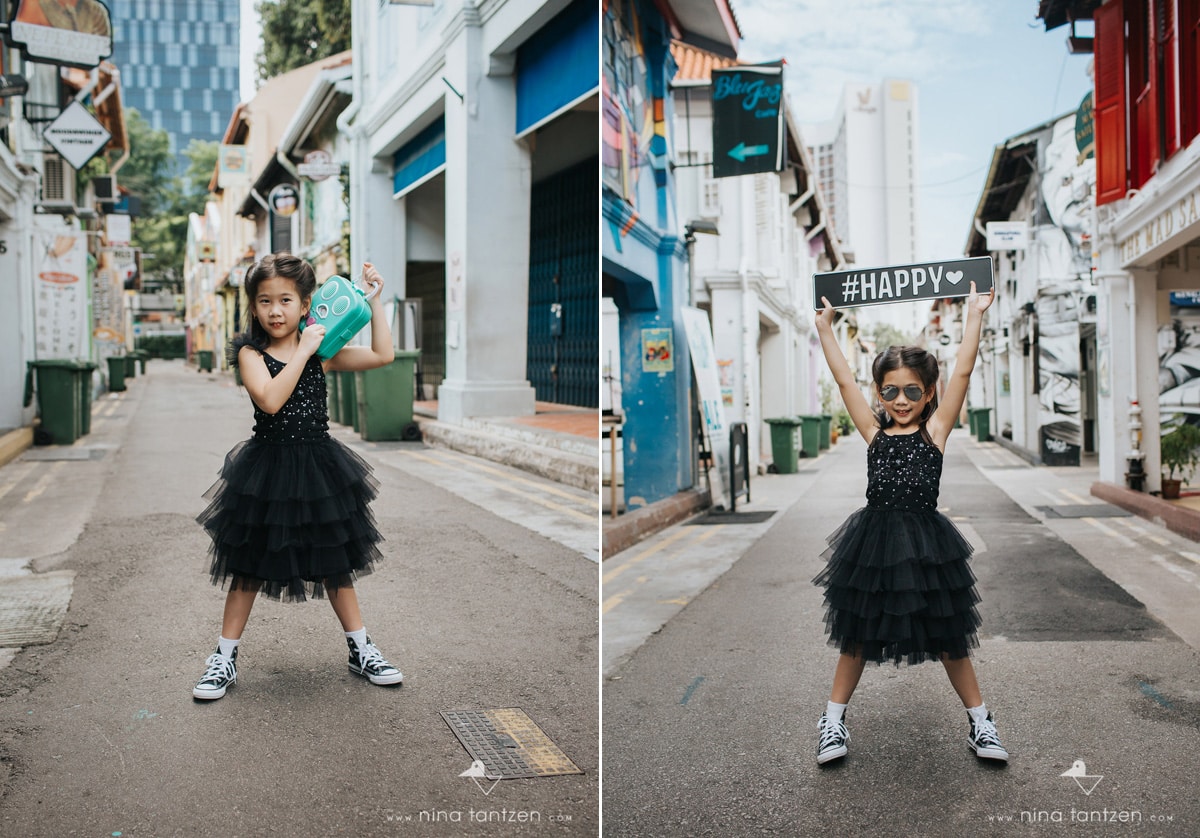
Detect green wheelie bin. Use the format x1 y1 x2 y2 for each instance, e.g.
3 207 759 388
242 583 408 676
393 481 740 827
197 349 214 373
26 360 82 445
106 355 126 392
355 351 421 441
339 370 358 430
819 414 832 450
77 361 97 436
798 414 824 458
765 417 802 474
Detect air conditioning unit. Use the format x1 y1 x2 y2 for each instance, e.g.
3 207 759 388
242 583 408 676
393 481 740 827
41 153 75 204
91 174 117 204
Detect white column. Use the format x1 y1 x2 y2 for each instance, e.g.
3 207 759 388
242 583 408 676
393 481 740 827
1095 269 1135 485
1131 271 1162 491
437 13 535 422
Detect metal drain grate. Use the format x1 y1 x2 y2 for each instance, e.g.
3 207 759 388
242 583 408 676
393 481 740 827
1036 504 1132 519
441 708 582 780
0 571 75 645
686 510 778 525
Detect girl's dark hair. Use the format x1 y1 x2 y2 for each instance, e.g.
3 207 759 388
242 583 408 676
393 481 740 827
227 253 317 366
871 345 939 428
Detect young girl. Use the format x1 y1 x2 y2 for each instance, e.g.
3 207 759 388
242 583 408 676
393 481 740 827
193 253 402 700
812 282 1007 765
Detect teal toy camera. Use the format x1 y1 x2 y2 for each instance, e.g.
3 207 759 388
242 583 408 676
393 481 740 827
301 274 379 360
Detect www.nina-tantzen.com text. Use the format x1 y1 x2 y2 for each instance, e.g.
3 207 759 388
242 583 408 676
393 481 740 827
384 809 573 825
989 809 1174 824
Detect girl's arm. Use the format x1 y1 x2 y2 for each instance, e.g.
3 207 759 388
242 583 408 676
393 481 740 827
815 297 877 443
324 262 397 373
928 281 995 449
238 322 326 414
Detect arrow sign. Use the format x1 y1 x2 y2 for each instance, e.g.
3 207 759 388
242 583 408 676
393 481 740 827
728 142 769 162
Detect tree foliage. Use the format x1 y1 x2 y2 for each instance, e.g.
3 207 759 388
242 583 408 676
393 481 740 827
255 0 351 84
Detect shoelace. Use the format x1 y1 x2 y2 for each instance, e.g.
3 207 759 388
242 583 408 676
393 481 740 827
818 717 848 750
200 653 235 684
357 643 394 673
973 717 1002 747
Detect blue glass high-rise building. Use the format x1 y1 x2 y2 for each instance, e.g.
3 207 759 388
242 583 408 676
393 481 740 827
108 0 241 170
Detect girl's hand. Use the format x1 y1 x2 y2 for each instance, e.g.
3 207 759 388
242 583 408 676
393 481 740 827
968 281 996 314
362 262 384 303
815 296 836 330
298 320 326 357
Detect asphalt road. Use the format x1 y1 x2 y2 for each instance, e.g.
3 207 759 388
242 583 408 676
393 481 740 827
603 439 1200 837
0 361 598 836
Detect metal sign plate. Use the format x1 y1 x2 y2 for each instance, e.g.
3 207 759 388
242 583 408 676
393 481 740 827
44 101 110 170
813 255 994 310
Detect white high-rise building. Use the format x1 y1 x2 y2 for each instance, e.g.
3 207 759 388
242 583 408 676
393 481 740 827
804 79 922 339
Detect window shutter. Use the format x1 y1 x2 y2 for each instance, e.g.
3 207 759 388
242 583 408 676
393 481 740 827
1162 0 1180 157
1183 0 1200 145
1095 0 1128 205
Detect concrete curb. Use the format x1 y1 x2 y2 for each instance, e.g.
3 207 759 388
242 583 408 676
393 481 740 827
1091 480 1200 541
0 427 33 469
417 416 598 492
602 488 711 558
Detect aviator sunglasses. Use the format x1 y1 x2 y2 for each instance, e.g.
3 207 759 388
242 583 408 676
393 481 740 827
879 384 926 402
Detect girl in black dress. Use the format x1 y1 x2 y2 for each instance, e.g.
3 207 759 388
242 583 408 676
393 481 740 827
812 282 1007 765
193 254 402 699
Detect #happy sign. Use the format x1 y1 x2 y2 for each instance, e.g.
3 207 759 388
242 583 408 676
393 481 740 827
813 255 994 310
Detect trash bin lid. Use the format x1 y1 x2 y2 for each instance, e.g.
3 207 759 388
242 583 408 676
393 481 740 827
28 359 82 369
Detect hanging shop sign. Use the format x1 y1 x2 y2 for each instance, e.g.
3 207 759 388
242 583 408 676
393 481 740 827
268 183 299 217
710 64 785 179
5 0 113 69
44 101 110 170
986 221 1029 251
813 255 994 310
297 149 341 182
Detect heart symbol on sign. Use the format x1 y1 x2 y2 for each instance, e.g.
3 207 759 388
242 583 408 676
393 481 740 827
946 270 964 285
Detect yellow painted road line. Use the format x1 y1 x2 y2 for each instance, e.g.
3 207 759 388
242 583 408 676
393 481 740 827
0 462 38 504
1061 489 1091 505
1178 550 1200 566
603 528 694 584
1080 516 1138 548
601 590 629 614
23 461 66 503
401 449 594 522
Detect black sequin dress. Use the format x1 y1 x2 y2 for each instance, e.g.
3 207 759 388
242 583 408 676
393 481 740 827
813 426 981 665
197 345 382 601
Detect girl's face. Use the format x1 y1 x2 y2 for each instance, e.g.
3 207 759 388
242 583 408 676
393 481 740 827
253 276 309 343
877 367 932 430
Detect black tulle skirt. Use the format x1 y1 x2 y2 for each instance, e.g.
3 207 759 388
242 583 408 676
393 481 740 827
197 436 383 602
813 506 981 665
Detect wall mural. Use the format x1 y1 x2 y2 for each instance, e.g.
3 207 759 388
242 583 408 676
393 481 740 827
1036 290 1081 465
602 0 652 207
1159 296 1200 427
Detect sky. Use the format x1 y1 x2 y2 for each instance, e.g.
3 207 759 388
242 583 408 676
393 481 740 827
240 0 262 104
734 0 1095 262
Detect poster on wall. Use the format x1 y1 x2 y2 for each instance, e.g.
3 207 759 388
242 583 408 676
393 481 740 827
641 328 673 373
682 307 730 510
33 225 88 359
1036 292 1081 466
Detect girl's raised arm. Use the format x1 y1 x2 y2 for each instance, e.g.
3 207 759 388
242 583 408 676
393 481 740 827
929 281 995 448
815 297 877 443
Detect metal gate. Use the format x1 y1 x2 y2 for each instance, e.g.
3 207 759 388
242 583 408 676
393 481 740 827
527 158 598 407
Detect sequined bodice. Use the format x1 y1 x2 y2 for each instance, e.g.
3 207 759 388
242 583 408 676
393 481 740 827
865 428 942 512
251 353 329 442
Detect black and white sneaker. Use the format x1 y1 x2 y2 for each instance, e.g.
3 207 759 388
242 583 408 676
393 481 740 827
347 636 403 686
817 712 849 765
967 712 1009 762
193 648 237 700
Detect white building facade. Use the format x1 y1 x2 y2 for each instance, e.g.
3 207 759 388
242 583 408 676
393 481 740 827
343 0 598 422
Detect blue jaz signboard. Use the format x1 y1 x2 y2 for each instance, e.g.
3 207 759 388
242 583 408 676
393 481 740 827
813 256 994 310
711 65 785 179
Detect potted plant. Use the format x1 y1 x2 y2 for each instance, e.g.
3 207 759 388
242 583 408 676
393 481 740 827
1160 421 1200 499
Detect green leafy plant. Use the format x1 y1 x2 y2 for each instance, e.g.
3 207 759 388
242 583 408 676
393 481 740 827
1161 420 1200 482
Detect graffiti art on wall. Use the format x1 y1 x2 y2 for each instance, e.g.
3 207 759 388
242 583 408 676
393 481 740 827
1037 291 1081 465
1159 294 1200 426
602 0 653 206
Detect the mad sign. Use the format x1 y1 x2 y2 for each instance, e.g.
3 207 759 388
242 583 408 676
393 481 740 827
813 256 994 310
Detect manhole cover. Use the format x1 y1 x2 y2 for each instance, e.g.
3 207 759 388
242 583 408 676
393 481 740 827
686 510 777 525
441 708 582 780
1036 504 1132 519
0 571 75 645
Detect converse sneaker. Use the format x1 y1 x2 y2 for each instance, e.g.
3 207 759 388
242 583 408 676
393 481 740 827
347 636 403 686
817 712 849 765
193 648 237 700
967 712 1009 762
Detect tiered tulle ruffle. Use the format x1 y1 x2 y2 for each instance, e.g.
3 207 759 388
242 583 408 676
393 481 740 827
813 506 981 665
197 436 382 601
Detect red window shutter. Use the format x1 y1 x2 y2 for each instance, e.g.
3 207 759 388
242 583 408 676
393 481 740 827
1163 0 1180 157
1095 0 1129 205
1131 1 1158 187
1184 0 1200 144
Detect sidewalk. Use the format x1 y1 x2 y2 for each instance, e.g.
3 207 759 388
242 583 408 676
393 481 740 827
414 399 598 493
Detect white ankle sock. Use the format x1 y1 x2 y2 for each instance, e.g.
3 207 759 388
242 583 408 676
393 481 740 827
345 628 368 649
217 636 240 658
967 703 989 723
826 701 848 723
